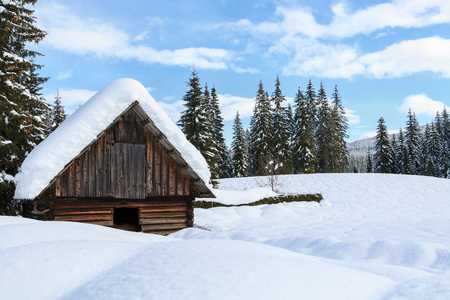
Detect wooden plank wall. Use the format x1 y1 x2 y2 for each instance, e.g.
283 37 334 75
51 197 193 235
57 108 192 199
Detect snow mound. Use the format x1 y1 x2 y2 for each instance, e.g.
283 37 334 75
14 78 210 199
0 216 395 300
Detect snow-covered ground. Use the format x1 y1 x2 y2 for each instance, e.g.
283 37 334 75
2 173 450 299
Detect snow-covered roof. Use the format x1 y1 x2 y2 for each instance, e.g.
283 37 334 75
14 78 211 199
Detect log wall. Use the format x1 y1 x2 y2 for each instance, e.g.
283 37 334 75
50 197 194 235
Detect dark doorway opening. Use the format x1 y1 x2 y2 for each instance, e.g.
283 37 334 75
113 207 141 232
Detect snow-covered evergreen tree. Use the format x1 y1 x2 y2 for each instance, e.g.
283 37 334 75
366 150 373 173
51 89 66 131
249 81 273 176
328 85 349 172
178 69 212 168
0 0 48 215
208 85 232 178
374 117 393 173
305 80 319 129
231 111 248 177
397 129 408 174
315 82 331 173
390 134 400 174
404 109 422 175
292 86 317 174
424 123 442 177
271 76 292 174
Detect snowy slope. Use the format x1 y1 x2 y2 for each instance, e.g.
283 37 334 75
2 173 450 299
14 78 211 199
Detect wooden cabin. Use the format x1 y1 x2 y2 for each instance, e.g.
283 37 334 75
21 101 215 235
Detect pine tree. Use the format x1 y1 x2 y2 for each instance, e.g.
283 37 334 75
51 89 66 131
390 134 400 174
329 85 349 172
231 111 248 177
374 117 393 173
271 76 292 174
178 69 212 168
292 86 317 174
366 150 373 173
249 81 273 176
397 129 408 174
315 82 331 173
439 141 450 178
305 80 319 129
208 85 232 178
404 109 422 175
0 0 48 215
441 107 450 148
425 123 442 177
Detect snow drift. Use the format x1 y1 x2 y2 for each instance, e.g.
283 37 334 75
3 173 450 299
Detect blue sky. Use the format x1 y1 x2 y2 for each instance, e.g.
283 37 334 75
32 0 450 144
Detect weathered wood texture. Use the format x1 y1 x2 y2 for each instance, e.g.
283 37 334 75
49 197 193 235
56 108 192 199
27 103 211 235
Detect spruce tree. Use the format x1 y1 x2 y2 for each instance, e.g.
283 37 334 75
249 81 273 176
366 150 373 173
271 76 292 174
425 123 442 177
404 109 422 175
374 117 393 173
178 69 211 168
305 80 319 129
0 0 48 215
231 111 248 177
439 141 450 178
292 86 317 174
397 129 408 174
441 107 450 148
51 89 66 131
329 85 349 172
315 82 331 173
208 85 232 178
391 134 400 174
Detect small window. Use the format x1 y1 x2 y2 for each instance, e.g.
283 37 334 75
113 207 140 232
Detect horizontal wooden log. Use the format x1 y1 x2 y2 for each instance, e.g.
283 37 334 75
54 214 113 222
54 203 122 210
139 217 187 225
128 201 187 207
139 211 186 218
55 196 189 204
80 220 113 227
54 208 113 216
139 206 187 213
141 223 186 231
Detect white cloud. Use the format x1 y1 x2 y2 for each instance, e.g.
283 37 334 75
36 3 233 70
238 1 450 39
56 70 73 80
232 1 450 79
361 36 450 78
44 89 97 115
398 93 447 116
280 36 450 79
218 94 255 121
157 100 184 123
345 108 361 125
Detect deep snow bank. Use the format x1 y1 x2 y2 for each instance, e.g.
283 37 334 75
0 216 394 300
